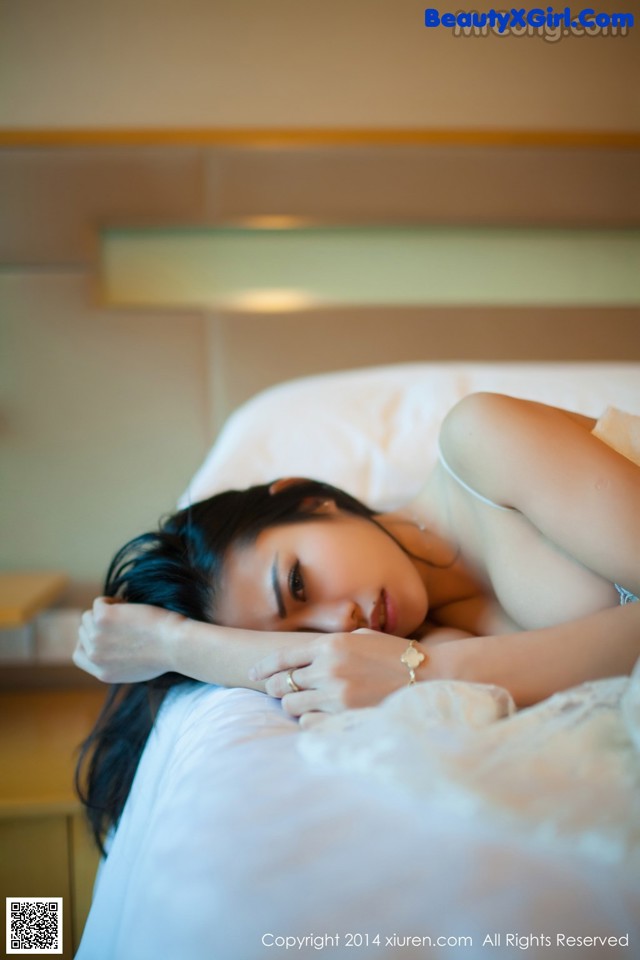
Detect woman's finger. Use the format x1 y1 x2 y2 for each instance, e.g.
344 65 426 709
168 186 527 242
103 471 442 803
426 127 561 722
94 595 122 610
298 711 326 730
72 646 102 679
281 690 323 718
248 644 315 681
264 664 314 699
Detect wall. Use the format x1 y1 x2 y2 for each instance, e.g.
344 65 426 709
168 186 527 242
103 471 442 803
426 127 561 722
0 147 212 601
0 0 638 130
0 273 208 602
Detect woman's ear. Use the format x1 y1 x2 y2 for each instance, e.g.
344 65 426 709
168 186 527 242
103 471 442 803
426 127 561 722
268 477 312 496
268 478 337 515
306 497 338 515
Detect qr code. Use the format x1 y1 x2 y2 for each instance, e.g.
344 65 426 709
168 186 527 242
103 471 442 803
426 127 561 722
6 898 63 954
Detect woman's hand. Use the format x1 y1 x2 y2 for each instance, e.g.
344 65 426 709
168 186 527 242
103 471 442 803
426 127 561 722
73 597 186 683
248 629 450 723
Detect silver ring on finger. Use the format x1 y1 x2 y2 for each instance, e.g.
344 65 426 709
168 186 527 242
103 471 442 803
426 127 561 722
287 669 301 693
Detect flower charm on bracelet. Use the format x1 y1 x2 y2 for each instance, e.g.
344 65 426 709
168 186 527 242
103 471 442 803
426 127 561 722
400 640 426 685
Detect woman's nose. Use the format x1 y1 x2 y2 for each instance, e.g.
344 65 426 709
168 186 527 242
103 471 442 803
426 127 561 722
302 601 366 633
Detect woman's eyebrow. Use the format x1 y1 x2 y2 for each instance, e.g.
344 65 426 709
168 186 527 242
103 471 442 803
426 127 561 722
271 555 286 619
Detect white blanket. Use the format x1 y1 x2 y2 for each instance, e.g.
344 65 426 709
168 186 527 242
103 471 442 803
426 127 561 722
300 665 640 868
78 682 639 960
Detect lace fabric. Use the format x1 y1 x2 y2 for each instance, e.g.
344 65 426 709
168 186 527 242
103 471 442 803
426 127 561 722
299 658 640 868
615 583 640 605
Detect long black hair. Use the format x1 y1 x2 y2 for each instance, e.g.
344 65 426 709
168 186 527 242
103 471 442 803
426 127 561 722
75 479 376 854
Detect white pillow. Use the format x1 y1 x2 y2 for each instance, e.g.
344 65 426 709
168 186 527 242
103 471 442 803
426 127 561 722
180 362 640 511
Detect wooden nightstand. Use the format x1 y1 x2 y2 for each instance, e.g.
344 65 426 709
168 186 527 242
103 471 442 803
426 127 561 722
0 688 105 960
0 572 69 630
0 685 105 956
0 571 101 688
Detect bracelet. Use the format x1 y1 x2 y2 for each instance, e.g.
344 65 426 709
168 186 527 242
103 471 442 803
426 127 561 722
400 639 426 685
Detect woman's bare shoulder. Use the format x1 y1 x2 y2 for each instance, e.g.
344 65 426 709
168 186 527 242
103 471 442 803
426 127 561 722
442 392 595 443
439 393 596 501
439 392 640 593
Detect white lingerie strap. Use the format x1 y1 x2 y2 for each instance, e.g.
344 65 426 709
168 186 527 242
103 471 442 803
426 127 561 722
438 444 638 603
437 442 513 513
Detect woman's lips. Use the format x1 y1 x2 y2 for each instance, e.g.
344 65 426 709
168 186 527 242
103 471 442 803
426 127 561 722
383 589 397 634
369 592 383 631
370 589 397 634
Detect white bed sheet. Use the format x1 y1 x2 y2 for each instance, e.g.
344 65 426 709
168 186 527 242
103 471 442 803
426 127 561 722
78 363 640 960
78 684 638 960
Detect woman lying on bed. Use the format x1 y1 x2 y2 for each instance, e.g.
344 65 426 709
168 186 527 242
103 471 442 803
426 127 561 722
75 393 640 849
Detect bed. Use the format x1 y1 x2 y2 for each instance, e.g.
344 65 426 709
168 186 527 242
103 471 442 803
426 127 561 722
77 362 640 960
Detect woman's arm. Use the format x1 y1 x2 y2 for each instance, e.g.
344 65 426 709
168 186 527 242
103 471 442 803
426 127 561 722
76 596 640 713
444 600 640 707
249 602 640 714
73 597 323 690
73 600 475 708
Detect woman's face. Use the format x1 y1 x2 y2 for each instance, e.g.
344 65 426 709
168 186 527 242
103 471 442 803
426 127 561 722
215 507 428 638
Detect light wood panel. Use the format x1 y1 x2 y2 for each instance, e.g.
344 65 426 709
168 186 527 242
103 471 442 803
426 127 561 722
208 308 640 427
3 145 638 269
0 147 204 265
2 128 639 148
206 145 640 227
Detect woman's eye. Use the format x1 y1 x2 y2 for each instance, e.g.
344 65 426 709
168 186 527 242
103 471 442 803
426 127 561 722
288 561 306 602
